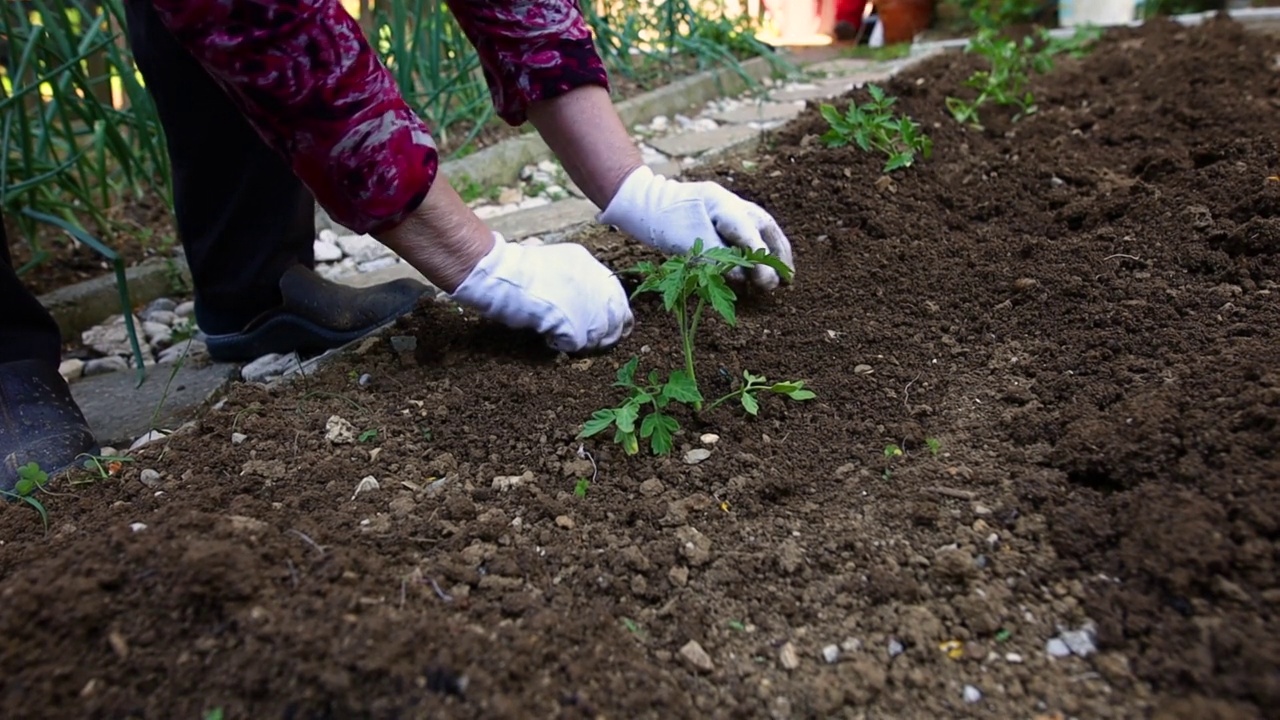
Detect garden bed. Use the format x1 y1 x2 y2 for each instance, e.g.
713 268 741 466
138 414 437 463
2 15 1279 719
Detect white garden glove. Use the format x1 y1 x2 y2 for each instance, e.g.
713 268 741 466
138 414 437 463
598 165 795 290
450 233 633 354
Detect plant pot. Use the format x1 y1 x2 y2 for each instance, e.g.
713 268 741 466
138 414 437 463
874 0 935 44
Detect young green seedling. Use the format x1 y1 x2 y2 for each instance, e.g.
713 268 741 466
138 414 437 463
1 462 50 531
819 84 932 173
579 240 816 456
947 26 1102 130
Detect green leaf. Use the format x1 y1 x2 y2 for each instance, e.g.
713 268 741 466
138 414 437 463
867 84 885 102
884 153 913 173
579 408 616 438
786 389 817 401
642 413 679 455
614 402 639 434
615 429 640 456
768 381 804 394
705 273 737 325
818 103 843 126
662 370 704 405
741 392 760 416
743 370 767 385
615 356 640 387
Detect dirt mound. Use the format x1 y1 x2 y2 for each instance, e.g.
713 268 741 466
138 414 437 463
2 15 1277 719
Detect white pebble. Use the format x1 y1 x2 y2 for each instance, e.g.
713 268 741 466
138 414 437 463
231 432 247 445
1046 638 1072 658
1005 652 1024 664
129 522 147 533
963 685 982 704
821 644 840 664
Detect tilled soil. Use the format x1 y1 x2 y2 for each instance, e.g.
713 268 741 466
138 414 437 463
2 15 1278 720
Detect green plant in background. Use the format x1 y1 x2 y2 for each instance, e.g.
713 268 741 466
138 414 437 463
1 0 170 265
1 461 51 531
819 84 932 172
946 25 1102 129
579 240 815 456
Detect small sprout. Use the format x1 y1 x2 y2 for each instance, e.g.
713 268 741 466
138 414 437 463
884 444 904 459
819 84 932 173
728 620 747 631
2 462 50 531
574 478 590 498
622 617 643 636
995 628 1013 643
358 428 378 443
204 709 225 720
925 437 942 455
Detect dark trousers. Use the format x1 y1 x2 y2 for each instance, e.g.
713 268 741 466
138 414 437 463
0 0 316 367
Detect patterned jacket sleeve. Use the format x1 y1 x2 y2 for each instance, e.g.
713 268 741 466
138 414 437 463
444 0 611 126
148 0 435 237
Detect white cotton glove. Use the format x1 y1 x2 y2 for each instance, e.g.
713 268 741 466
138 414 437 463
449 233 633 354
598 165 795 290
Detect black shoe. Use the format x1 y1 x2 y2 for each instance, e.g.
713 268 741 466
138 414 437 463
1 359 98 494
203 264 432 363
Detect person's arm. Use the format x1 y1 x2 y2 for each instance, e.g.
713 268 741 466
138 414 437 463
144 0 631 353
445 0 795 289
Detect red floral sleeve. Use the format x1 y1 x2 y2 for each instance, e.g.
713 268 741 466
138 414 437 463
147 0 610 236
445 0 610 125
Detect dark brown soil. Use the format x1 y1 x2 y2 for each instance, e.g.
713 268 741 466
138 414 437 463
3 16 1279 720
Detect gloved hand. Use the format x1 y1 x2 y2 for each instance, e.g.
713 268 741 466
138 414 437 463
449 233 633 354
598 165 795 290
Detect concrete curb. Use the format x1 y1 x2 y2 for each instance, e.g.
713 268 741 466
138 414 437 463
40 256 191 343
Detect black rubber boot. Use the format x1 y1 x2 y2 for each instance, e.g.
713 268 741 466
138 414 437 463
203 264 432 362
0 359 98 494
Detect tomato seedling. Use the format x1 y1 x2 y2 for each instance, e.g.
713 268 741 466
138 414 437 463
819 84 932 173
579 240 816 456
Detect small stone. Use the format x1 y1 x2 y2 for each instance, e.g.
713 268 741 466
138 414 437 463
555 515 575 529
1060 626 1097 657
325 415 356 444
143 321 172 349
334 233 392 263
84 356 128 377
680 640 715 673
675 525 712 566
1005 652 1024 663
853 364 874 375
129 430 167 451
139 469 161 488
231 432 248 445
144 310 178 327
699 433 720 445
888 639 905 658
175 301 195 318
389 335 417 353
639 478 666 496
352 475 379 499
683 448 712 465
59 359 85 381
822 644 840 664
492 471 534 492
1046 638 1071 658
963 685 982 704
129 522 147 533
82 314 148 357
497 187 523 204
313 237 344 262
779 642 800 670
668 565 689 587
144 298 177 314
